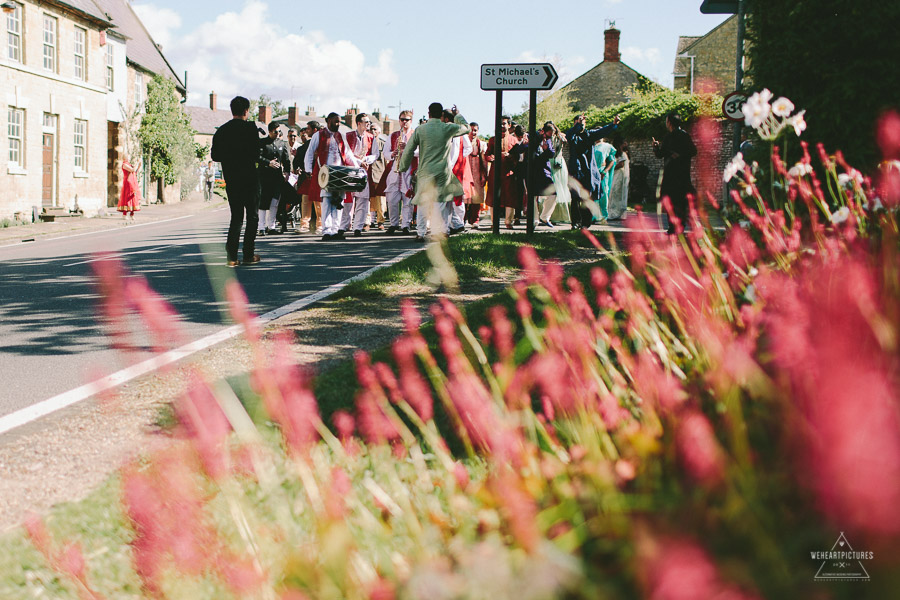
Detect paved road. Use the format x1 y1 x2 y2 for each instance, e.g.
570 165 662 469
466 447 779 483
0 208 419 417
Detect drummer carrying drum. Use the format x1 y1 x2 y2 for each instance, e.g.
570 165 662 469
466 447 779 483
304 112 365 241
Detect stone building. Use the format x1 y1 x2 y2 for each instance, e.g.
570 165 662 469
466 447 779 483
2 0 112 220
1 0 186 221
673 15 737 96
558 26 662 112
92 0 186 205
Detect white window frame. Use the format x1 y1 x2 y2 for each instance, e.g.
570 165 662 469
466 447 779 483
8 107 24 167
106 43 114 91
134 72 143 112
42 13 57 72
6 2 23 64
74 26 86 81
73 118 87 172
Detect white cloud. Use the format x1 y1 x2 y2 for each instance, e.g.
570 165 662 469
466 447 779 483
132 4 181 50
133 2 397 111
621 46 661 65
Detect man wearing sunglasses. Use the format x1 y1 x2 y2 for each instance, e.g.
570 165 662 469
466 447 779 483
342 113 380 236
373 110 416 234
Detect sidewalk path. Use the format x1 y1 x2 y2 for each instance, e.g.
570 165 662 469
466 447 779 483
0 196 228 247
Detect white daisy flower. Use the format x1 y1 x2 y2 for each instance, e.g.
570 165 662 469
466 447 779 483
788 162 813 178
789 111 807 136
830 206 850 224
772 97 794 117
742 90 772 129
723 152 746 182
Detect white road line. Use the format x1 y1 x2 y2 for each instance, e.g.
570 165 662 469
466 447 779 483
0 246 422 436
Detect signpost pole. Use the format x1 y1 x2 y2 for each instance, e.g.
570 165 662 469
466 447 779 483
732 0 746 156
492 90 502 235
526 89 537 237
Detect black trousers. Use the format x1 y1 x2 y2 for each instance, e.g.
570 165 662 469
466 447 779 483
225 177 259 261
570 175 594 228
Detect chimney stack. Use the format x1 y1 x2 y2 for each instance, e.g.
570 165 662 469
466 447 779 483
604 27 621 62
209 92 217 111
258 105 272 124
288 104 298 127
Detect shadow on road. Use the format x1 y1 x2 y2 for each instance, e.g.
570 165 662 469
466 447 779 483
0 222 419 358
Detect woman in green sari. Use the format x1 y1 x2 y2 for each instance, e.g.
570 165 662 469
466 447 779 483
590 138 616 221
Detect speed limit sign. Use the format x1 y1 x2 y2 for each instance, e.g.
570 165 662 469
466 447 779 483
722 91 747 122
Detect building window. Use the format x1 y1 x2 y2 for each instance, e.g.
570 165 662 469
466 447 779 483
106 43 114 91
6 2 22 63
74 26 86 81
42 14 57 72
134 72 143 112
8 107 24 166
73 119 87 171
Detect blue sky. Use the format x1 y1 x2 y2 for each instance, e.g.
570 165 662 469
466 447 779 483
133 0 730 134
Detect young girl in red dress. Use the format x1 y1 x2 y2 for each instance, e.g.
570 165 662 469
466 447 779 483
117 157 142 223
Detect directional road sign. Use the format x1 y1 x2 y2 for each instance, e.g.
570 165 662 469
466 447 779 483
480 63 558 91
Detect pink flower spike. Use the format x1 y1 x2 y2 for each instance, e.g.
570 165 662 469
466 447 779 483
637 531 762 600
453 461 470 490
517 245 542 283
675 411 726 488
876 110 900 160
174 374 233 481
333 410 355 442
225 279 259 341
400 298 421 333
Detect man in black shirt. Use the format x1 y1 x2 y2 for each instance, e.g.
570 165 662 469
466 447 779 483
652 112 697 234
565 113 619 229
258 122 291 235
211 96 273 266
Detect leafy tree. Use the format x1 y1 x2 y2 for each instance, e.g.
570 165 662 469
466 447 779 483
746 0 900 168
137 75 198 200
250 94 289 121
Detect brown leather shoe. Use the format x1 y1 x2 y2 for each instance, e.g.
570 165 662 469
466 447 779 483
242 254 261 265
227 259 240 267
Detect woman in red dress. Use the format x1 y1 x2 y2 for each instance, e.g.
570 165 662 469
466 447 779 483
117 157 142 223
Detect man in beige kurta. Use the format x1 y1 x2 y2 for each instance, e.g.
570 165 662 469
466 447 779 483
397 102 469 241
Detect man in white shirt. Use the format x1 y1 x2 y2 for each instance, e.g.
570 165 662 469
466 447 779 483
443 109 472 234
373 110 416 234
304 113 363 240
341 113 379 236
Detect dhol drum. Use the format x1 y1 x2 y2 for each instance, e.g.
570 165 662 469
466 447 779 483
317 165 368 193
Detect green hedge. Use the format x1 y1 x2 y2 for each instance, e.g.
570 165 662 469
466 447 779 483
557 89 725 140
746 0 900 168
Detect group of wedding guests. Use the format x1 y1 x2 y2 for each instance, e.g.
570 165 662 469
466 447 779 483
488 113 632 230
235 109 642 241
211 94 693 264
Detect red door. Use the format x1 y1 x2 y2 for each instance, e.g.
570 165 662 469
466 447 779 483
42 133 55 207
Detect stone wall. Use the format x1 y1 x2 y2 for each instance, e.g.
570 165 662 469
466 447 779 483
626 119 735 207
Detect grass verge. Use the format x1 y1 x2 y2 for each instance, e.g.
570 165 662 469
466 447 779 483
334 229 594 299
